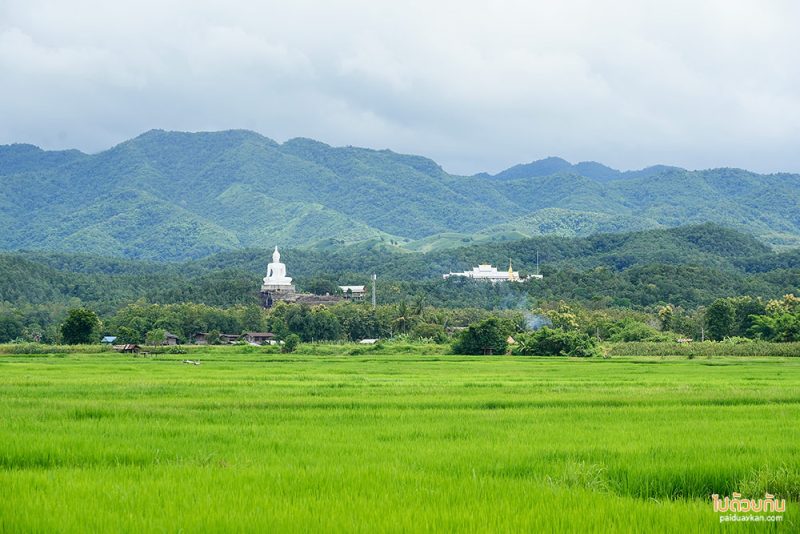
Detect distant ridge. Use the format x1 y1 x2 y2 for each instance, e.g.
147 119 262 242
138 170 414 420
1 223 797 310
1 129 799 260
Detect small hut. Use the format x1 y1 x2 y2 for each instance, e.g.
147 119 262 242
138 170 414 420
112 344 141 354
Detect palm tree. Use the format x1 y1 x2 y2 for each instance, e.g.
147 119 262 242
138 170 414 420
411 294 426 319
393 301 411 333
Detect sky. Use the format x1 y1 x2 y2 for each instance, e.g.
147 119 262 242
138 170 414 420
1 0 799 175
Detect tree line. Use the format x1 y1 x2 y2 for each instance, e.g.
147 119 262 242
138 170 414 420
2 294 799 350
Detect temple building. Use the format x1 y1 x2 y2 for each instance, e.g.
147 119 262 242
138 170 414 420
443 260 542 283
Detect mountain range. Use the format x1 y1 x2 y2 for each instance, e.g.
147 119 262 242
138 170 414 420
2 129 799 261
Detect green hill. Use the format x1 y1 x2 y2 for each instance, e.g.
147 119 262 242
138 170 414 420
2 224 797 312
2 130 800 260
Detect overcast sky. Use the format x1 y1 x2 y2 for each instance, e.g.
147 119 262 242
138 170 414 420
1 0 799 174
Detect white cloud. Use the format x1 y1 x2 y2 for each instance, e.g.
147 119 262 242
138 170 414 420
1 0 799 174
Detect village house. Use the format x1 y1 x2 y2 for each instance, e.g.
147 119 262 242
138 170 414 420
339 285 366 301
243 332 275 345
192 332 242 345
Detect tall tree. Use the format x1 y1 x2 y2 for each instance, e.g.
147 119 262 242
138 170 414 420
145 328 167 346
0 312 23 343
705 299 736 340
61 308 101 345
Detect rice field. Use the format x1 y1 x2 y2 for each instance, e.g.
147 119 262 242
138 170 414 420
0 353 798 532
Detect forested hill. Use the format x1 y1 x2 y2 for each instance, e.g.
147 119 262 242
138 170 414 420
1 130 800 260
2 224 798 312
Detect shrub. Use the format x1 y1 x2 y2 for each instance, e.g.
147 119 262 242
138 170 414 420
410 323 448 343
451 318 508 355
513 327 599 357
282 334 301 353
608 321 665 342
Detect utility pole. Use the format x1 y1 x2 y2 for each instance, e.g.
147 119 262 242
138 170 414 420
371 273 377 309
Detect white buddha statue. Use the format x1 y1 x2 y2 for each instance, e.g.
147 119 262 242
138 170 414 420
262 246 293 287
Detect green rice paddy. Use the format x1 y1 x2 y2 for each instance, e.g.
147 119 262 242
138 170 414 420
1 353 798 532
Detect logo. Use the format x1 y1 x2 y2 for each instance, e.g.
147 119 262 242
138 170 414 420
713 493 786 523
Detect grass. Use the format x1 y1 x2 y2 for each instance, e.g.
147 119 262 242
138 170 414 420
608 341 800 358
0 353 798 532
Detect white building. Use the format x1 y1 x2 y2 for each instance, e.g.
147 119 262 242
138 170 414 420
443 261 542 282
339 285 366 301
